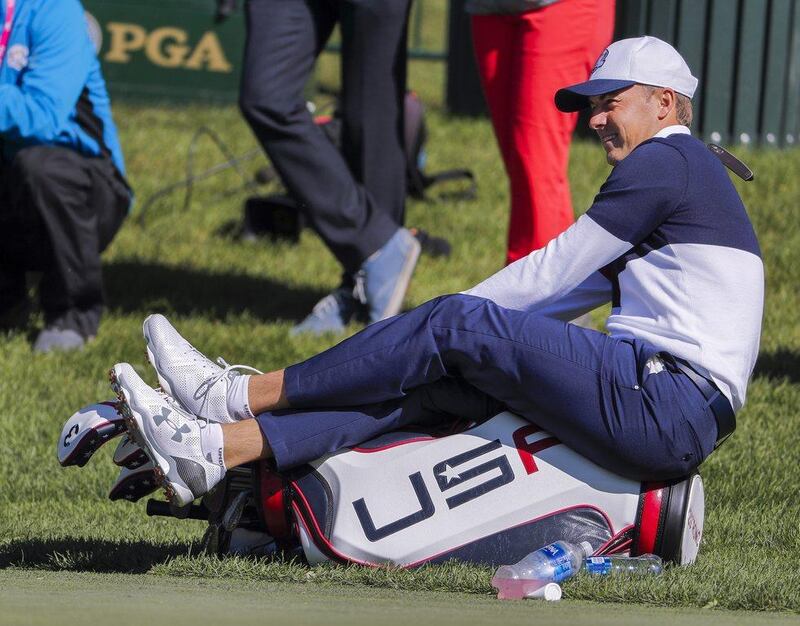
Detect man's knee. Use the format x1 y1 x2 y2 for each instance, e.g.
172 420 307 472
430 293 486 312
425 293 497 327
11 146 84 194
12 146 58 185
239 81 304 134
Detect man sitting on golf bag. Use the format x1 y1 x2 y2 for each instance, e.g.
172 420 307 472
110 36 764 507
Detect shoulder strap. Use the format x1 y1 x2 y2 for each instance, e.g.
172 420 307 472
707 143 754 181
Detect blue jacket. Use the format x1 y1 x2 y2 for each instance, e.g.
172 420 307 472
0 0 126 178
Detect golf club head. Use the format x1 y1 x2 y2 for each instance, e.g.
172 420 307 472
222 489 252 532
108 461 159 502
58 401 127 467
201 523 222 556
113 434 149 469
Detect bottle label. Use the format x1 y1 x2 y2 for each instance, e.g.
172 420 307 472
585 556 612 575
542 543 575 582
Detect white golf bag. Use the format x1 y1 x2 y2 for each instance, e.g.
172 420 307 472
59 405 705 566
232 411 704 566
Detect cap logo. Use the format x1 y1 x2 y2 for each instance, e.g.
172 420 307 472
591 49 609 75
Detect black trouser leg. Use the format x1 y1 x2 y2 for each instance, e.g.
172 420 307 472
239 0 399 273
0 161 40 316
0 146 129 337
340 0 411 226
0 268 27 324
0 244 26 311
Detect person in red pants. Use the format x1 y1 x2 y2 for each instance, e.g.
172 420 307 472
470 0 615 264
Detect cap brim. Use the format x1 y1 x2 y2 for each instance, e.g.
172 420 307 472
555 79 637 112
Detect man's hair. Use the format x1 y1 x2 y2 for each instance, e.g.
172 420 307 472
675 94 693 127
643 85 693 127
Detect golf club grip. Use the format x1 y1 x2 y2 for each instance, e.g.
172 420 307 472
146 499 209 521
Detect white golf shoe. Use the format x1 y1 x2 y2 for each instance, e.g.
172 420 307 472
142 314 262 423
109 363 225 506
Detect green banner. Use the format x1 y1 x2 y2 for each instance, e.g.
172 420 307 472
83 0 244 102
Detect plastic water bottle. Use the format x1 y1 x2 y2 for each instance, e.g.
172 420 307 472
583 553 663 576
491 540 593 600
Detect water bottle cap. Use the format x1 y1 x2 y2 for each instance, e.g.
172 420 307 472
525 582 562 601
543 583 562 601
580 541 594 557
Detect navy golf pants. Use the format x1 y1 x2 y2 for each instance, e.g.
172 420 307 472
257 294 718 480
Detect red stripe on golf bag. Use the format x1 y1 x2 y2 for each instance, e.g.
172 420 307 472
257 463 292 541
633 482 667 555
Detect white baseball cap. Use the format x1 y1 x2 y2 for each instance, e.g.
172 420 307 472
555 36 698 112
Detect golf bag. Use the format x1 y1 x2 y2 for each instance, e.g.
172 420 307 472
59 405 705 567
189 412 705 567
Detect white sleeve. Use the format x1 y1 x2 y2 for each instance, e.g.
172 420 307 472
463 215 629 312
533 272 612 321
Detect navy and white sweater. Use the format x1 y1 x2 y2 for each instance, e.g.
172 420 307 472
466 126 764 412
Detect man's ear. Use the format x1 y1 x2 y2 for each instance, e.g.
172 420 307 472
657 88 677 121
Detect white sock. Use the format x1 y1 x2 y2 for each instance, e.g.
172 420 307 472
227 374 255 421
200 422 227 472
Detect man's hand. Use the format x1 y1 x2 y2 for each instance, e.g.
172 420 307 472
215 0 238 23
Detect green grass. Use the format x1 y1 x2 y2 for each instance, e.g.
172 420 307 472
5 570 799 626
1 69 800 615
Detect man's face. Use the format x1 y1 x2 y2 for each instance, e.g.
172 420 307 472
588 85 663 165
